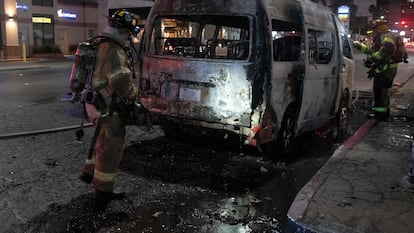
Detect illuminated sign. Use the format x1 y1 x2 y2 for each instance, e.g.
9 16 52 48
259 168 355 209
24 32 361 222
32 17 52 24
337 5 350 24
57 9 77 19
338 14 349 22
16 3 29 11
338 5 350 14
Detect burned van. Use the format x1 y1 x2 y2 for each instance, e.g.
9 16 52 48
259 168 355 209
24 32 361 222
138 0 355 158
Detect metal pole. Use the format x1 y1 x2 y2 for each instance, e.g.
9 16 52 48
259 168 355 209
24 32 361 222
22 36 26 63
22 42 26 63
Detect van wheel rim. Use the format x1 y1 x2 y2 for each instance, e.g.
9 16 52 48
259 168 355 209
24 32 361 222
282 116 294 152
339 106 348 133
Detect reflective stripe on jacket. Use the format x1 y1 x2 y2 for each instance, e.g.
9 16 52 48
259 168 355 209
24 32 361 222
359 32 398 73
92 34 138 108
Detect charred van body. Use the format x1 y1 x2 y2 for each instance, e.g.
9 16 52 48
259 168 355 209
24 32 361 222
138 0 355 159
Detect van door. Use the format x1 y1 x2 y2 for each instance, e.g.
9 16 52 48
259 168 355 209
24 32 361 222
269 18 304 129
295 3 340 135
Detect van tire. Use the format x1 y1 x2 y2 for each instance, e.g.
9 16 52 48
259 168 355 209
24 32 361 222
261 106 296 161
276 106 296 155
330 92 350 142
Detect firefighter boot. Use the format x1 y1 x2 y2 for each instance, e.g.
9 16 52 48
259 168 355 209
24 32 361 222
375 108 390 121
79 163 94 184
79 173 93 184
367 108 376 118
94 190 126 211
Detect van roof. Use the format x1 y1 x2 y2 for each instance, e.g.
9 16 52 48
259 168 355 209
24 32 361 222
150 0 332 28
150 0 261 15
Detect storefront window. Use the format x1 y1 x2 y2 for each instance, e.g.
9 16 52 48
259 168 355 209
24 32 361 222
33 15 54 46
32 0 53 7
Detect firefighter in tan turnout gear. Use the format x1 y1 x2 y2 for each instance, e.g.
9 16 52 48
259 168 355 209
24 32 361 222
78 9 140 210
353 19 401 120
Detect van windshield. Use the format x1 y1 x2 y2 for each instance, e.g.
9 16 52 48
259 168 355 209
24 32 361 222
148 15 250 60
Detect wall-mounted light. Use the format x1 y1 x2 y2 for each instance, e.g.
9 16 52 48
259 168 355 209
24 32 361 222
8 15 16 21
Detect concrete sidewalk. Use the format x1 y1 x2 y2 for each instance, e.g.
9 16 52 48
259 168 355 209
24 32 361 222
287 78 414 232
0 56 73 71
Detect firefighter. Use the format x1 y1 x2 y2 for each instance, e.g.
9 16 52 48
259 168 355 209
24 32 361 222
353 19 398 120
78 9 140 210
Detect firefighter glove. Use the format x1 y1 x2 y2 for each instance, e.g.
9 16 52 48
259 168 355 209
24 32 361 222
363 57 374 68
367 69 375 80
117 101 149 126
353 41 362 50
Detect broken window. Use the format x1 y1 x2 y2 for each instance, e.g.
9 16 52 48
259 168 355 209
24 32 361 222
272 19 303 62
148 15 250 60
334 16 352 59
308 29 334 64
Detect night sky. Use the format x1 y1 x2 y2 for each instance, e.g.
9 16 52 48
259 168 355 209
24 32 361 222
355 0 376 16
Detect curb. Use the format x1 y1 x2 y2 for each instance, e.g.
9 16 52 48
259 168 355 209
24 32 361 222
286 118 377 232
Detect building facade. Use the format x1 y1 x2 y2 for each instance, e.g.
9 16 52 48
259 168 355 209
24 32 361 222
0 0 153 59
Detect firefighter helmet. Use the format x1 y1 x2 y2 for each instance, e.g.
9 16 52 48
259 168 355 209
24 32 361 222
368 18 390 35
110 9 140 35
370 19 389 30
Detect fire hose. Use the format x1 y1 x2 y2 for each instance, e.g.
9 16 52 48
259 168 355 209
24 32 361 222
0 123 93 140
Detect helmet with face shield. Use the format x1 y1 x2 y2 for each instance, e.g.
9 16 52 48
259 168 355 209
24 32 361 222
109 9 140 36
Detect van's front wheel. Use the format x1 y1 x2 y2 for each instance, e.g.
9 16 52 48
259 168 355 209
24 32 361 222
328 92 350 142
337 98 349 138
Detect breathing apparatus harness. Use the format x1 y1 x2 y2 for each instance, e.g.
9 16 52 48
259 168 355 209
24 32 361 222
70 35 147 144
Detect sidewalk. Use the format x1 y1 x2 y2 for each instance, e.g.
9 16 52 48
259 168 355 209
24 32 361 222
0 55 73 71
287 77 414 232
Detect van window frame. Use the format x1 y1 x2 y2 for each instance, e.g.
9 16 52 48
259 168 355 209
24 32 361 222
308 29 334 64
146 15 251 60
271 19 304 62
333 17 353 59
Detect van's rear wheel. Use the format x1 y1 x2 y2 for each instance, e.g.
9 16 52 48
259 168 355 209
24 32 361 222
261 107 296 161
276 107 296 154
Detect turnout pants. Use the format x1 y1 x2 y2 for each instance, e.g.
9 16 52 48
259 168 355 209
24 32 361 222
373 67 397 117
81 115 126 192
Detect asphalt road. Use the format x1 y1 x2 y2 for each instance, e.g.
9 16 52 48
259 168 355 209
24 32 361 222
0 61 73 108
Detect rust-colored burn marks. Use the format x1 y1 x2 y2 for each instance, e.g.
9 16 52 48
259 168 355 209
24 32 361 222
140 58 252 126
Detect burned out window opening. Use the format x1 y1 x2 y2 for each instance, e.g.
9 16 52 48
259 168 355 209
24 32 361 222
334 17 353 60
340 32 352 59
308 29 334 64
272 19 303 62
149 15 250 60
